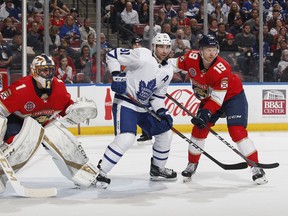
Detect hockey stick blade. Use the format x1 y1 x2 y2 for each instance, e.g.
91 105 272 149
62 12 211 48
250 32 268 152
126 93 248 170
165 93 280 169
0 149 57 198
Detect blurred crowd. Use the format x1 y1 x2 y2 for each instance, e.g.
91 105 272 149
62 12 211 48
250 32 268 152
106 0 288 82
1 0 288 84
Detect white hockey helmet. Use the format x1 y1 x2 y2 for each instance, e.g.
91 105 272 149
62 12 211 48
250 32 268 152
152 33 171 55
152 33 172 46
30 54 55 89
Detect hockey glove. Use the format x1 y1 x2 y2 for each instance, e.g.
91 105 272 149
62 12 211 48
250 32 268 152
156 108 173 131
191 109 212 129
111 71 127 94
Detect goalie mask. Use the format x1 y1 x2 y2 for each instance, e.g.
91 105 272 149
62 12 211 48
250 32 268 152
30 54 55 89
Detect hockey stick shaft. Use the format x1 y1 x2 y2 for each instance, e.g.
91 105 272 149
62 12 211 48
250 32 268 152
126 93 247 170
0 148 57 197
165 93 279 169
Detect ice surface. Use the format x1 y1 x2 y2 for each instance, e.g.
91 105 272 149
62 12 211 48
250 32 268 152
0 132 286 216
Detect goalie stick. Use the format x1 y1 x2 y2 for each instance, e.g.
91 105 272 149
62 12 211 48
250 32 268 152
0 149 57 198
126 93 248 170
165 93 279 169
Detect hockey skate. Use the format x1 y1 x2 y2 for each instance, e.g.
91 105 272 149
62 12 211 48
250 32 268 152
181 162 198 183
251 167 268 185
150 158 177 181
94 160 111 189
137 134 152 145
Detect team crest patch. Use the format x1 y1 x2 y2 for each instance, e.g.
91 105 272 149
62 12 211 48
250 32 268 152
24 101 35 112
221 78 228 89
188 68 197 77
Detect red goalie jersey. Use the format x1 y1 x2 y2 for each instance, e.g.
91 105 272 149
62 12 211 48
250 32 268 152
0 76 73 125
175 50 244 114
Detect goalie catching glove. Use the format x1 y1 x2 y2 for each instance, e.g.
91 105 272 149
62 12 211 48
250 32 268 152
65 97 97 124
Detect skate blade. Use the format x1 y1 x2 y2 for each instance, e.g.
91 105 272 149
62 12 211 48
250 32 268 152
254 177 268 185
182 176 192 183
137 140 153 145
150 176 177 181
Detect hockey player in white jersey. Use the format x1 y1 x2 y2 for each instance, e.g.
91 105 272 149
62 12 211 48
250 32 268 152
95 33 177 188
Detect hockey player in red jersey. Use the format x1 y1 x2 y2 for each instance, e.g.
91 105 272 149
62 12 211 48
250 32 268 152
0 54 100 194
169 34 267 185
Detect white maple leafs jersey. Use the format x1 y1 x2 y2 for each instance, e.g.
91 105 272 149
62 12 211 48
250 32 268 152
106 47 173 112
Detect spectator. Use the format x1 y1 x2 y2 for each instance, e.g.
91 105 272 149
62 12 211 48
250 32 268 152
242 0 253 13
120 1 139 41
208 18 218 37
215 22 227 46
227 1 240 27
59 15 81 44
179 0 195 19
246 8 258 29
47 25 61 51
271 38 288 68
234 22 256 76
170 17 179 34
110 0 126 34
99 32 114 50
70 7 82 27
0 32 13 69
190 18 203 37
138 2 149 24
276 49 288 81
155 9 168 27
269 18 284 36
55 54 74 84
27 22 44 55
267 9 282 30
221 0 233 23
79 18 96 42
228 15 243 36
210 3 224 23
27 12 45 36
91 49 109 83
240 7 252 23
50 8 65 28
74 45 92 83
0 0 20 22
263 24 274 48
194 5 206 24
187 0 200 16
27 0 44 14
162 22 176 39
52 45 77 78
81 32 97 57
177 10 191 28
171 28 191 56
207 0 220 14
1 17 17 38
160 0 177 21
50 0 70 15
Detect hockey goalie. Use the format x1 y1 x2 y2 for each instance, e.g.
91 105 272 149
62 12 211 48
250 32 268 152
0 54 104 194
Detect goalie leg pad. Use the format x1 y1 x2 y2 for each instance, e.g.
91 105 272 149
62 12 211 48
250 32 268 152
43 120 99 187
0 116 44 172
0 117 44 193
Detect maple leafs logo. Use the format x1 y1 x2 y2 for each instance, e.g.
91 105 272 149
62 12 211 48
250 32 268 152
136 79 157 103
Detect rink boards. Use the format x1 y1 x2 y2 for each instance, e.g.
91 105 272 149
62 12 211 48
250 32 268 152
65 83 288 135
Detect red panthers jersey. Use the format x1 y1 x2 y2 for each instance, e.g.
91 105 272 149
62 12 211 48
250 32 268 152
0 76 73 125
175 50 243 114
